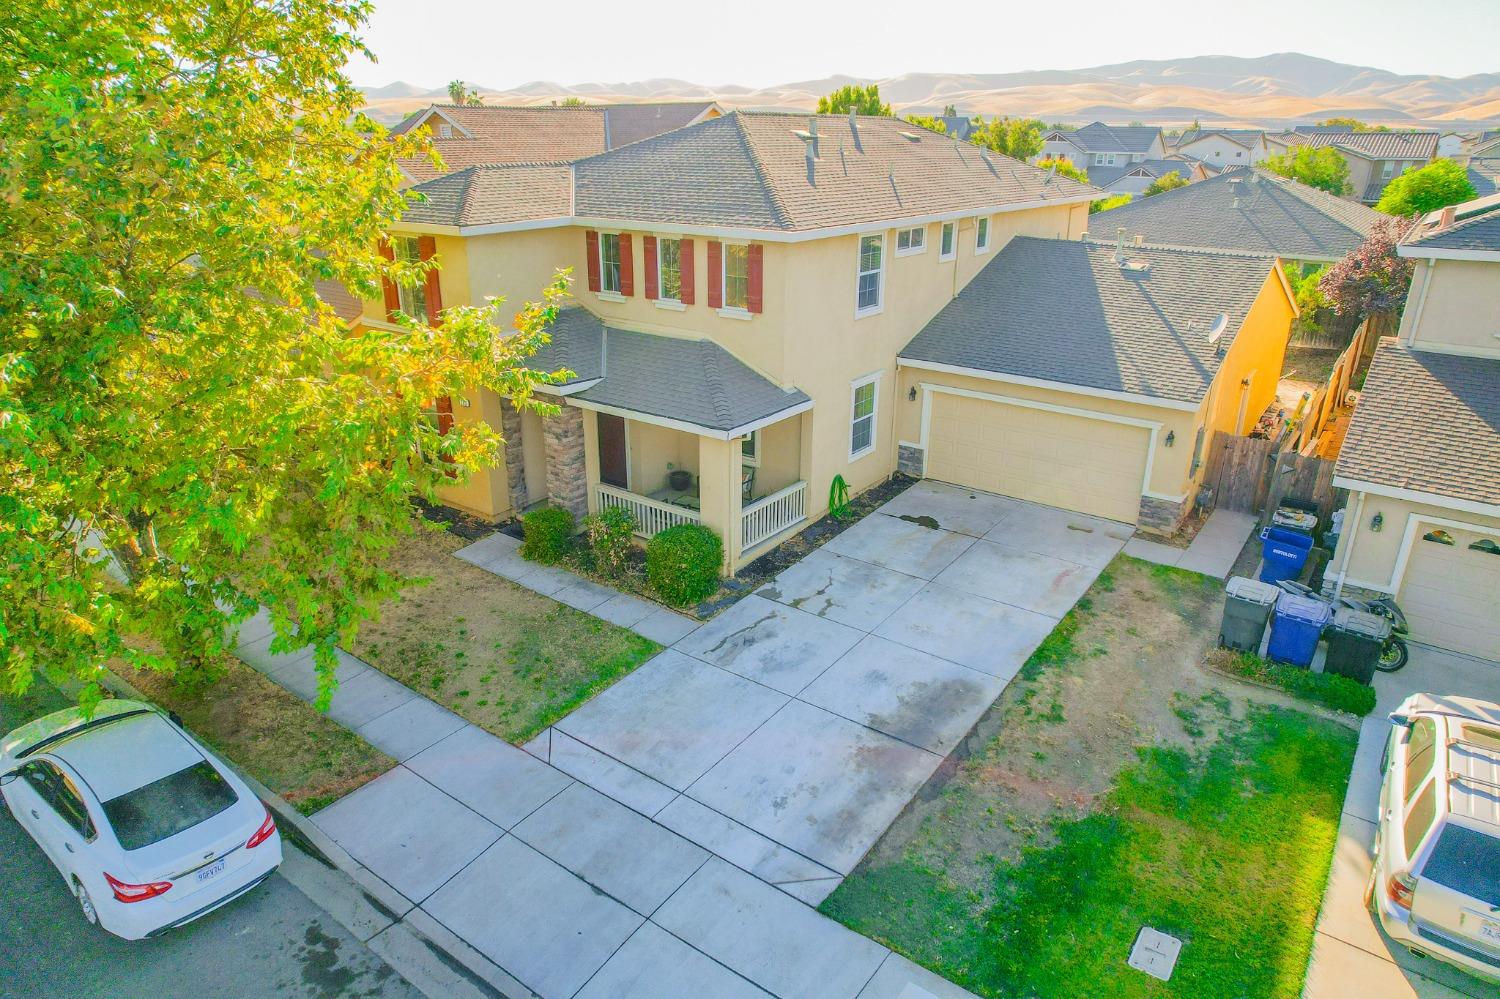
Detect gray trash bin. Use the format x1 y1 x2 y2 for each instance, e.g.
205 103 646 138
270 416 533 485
1221 576 1280 652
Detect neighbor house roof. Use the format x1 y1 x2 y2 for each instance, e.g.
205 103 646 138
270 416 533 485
1281 130 1439 161
1336 343 1500 508
530 308 810 437
314 278 363 324
1173 129 1263 150
1400 195 1500 255
392 102 720 183
402 111 1098 235
1085 168 1384 261
1088 158 1196 190
401 163 573 227
1047 122 1162 155
898 237 1284 407
1464 158 1500 199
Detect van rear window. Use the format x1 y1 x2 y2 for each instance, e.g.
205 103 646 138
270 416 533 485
102 761 238 851
1423 825 1500 906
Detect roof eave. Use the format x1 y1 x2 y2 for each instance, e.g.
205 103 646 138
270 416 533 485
895 356 1202 412
1331 476 1500 521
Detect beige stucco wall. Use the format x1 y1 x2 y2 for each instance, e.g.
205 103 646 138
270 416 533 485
627 422 698 496
1399 258 1500 357
1331 491 1500 594
1177 136 1258 167
1343 154 1375 201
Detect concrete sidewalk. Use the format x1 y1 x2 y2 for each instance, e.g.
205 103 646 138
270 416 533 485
1302 645 1500 999
1123 508 1258 578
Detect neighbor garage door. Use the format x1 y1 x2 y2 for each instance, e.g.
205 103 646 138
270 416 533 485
1398 525 1500 660
924 391 1150 523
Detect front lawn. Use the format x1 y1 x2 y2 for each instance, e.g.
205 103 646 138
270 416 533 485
350 526 660 743
821 555 1358 998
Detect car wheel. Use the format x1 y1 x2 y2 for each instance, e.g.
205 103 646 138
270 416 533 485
73 878 100 927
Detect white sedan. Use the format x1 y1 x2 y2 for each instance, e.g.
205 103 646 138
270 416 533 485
1 699 281 939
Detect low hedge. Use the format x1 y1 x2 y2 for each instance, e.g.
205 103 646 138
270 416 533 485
584 506 637 579
645 524 722 607
1212 649 1378 717
520 506 575 564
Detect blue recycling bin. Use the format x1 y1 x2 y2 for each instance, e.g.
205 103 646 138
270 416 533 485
1266 593 1332 667
1258 526 1315 584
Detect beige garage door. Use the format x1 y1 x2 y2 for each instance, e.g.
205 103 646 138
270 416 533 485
924 391 1150 523
1398 526 1500 660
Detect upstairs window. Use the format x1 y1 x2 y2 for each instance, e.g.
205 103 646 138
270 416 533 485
393 236 428 319
856 234 884 315
658 238 682 302
1381 162 1395 180
722 243 749 311
939 222 956 261
976 217 991 253
600 233 622 294
895 226 926 256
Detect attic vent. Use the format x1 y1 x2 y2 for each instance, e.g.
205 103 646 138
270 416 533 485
1120 259 1152 274
1206 313 1230 343
899 131 923 142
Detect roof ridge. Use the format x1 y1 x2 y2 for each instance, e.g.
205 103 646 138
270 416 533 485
729 112 793 230
697 340 734 428
1070 234 1276 260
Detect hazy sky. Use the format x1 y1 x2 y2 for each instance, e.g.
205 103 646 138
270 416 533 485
344 0 1499 89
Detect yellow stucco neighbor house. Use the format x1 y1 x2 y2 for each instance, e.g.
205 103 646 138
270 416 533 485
1327 198 1500 660
361 105 1297 573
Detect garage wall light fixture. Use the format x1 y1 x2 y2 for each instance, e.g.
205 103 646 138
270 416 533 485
1370 512 1383 532
908 387 917 401
1165 430 1175 447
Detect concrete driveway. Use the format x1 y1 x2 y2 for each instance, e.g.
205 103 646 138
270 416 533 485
311 481 1128 998
1305 644 1500 999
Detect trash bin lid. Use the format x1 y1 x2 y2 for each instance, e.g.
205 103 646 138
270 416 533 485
1274 593 1332 626
1271 508 1319 532
1332 607 1392 640
1226 576 1280 606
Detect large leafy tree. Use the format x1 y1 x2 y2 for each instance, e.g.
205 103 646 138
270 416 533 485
1318 217 1415 336
1141 173 1189 198
1 0 561 707
1375 159 1476 216
904 114 946 134
816 84 891 116
1034 156 1089 184
970 116 1045 162
1263 146 1352 196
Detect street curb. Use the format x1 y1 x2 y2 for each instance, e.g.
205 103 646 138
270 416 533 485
88 668 526 999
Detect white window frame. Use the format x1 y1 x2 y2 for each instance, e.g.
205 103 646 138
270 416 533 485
740 429 760 467
939 221 957 261
393 235 428 319
598 231 623 297
854 233 884 318
1095 153 1117 166
719 241 751 316
656 236 683 306
894 226 926 256
975 216 991 254
849 372 881 461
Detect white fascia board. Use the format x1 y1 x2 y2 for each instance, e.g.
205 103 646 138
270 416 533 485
897 356 1201 412
1331 476 1500 521
551 394 812 441
1397 245 1500 262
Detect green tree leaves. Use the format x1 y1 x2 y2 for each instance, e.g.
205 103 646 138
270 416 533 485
1375 159 1476 216
1263 146 1352 196
816 84 892 116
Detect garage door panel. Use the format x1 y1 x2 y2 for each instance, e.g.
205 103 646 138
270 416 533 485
1399 527 1500 659
924 392 1149 524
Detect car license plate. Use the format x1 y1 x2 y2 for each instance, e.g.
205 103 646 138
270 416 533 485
1477 917 1500 946
195 859 226 884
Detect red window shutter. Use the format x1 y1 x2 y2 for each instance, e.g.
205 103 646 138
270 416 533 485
679 239 695 304
618 234 634 296
707 240 722 309
585 231 601 292
379 240 400 321
418 235 442 325
435 396 455 435
642 235 659 300
747 244 764 314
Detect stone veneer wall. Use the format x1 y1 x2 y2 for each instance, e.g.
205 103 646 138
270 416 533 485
1137 494 1190 535
897 443 925 478
542 405 587 521
500 399 527 513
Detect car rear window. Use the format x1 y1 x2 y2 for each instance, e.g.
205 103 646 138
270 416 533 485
101 761 238 851
1422 824 1500 906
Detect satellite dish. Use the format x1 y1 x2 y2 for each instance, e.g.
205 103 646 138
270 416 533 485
1206 314 1230 343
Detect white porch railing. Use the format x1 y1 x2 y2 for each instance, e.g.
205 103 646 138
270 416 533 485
595 483 701 538
741 480 808 553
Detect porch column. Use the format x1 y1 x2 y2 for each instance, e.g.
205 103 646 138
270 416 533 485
500 398 527 513
542 403 588 522
697 435 743 574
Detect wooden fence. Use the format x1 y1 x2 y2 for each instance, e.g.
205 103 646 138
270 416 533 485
1286 319 1370 455
1201 430 1345 524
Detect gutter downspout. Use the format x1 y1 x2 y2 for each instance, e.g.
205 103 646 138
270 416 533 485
1332 490 1366 599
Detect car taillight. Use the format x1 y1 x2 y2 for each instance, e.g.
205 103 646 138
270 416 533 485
246 805 276 849
104 871 173 903
1386 871 1417 911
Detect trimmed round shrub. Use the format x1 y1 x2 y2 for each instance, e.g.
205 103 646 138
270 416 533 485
646 524 722 607
520 506 575 564
584 506 637 579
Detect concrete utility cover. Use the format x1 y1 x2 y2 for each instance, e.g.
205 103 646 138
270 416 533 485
1128 927 1182 981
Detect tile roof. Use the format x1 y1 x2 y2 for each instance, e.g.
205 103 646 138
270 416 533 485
1403 197 1500 252
899 237 1280 405
1085 168 1384 261
531 308 810 434
401 163 573 227
1050 122 1163 155
1281 130 1439 161
393 102 717 183
570 112 1098 232
1336 343 1500 506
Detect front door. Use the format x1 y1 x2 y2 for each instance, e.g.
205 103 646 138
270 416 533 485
597 413 628 489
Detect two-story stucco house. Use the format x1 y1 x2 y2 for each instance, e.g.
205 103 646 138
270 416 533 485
1171 128 1271 167
1327 198 1500 659
367 108 1296 573
1267 129 1440 205
1034 122 1167 174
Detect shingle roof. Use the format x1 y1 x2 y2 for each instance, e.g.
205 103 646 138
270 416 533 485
1052 122 1162 155
1336 343 1500 506
1403 199 1500 252
570 112 1097 232
1089 158 1196 189
1282 130 1439 161
1173 129 1263 149
401 163 573 226
314 278 362 323
1468 158 1500 199
394 102 717 183
531 308 809 434
1085 168 1384 261
899 237 1280 405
